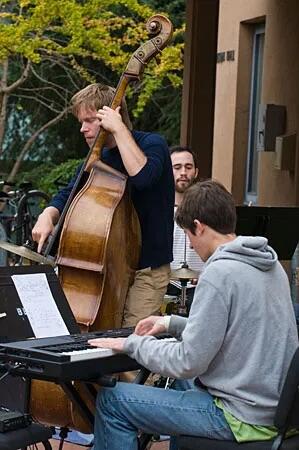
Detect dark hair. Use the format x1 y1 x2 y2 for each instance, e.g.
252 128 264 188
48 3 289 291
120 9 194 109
176 179 237 235
170 145 198 169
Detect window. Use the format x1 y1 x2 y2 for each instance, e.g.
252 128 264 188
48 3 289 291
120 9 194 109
245 24 265 204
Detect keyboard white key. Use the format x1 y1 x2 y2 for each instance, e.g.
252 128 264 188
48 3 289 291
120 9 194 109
62 347 116 361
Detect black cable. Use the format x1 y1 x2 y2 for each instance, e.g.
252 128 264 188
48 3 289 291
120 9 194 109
58 427 69 450
0 370 10 382
0 362 27 383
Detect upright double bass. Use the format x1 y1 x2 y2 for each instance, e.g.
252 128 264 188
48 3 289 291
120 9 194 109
30 14 173 431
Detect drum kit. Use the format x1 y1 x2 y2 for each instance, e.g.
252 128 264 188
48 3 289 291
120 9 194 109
167 233 199 316
167 264 198 316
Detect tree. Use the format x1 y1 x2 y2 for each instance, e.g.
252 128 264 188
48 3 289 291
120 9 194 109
132 0 185 143
0 0 184 181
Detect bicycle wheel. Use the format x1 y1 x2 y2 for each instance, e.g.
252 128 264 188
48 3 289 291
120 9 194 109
0 221 8 266
15 190 50 246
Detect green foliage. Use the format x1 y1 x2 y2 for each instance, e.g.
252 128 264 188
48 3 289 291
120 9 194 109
38 159 82 196
0 0 179 87
130 41 184 119
15 158 82 195
0 0 148 62
14 161 56 190
1 0 186 183
129 0 185 143
141 0 185 25
132 82 181 144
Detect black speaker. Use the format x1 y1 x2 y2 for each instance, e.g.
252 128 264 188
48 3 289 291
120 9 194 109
0 374 29 413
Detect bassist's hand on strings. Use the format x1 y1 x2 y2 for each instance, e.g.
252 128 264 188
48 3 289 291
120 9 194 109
96 105 147 176
96 106 124 135
32 206 59 253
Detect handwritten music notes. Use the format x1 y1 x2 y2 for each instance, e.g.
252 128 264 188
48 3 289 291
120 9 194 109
12 273 69 338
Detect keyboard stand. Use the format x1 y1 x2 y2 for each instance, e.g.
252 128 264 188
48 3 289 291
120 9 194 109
0 336 155 442
1 360 153 448
59 374 118 430
0 354 144 435
59 381 95 429
39 370 149 432
59 369 151 434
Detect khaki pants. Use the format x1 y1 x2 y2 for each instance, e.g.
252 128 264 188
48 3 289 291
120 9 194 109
120 263 170 382
121 263 171 328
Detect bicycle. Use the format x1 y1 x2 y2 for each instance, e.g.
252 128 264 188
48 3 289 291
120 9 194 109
0 181 50 264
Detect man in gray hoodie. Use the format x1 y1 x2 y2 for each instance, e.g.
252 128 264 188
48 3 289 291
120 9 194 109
89 180 298 450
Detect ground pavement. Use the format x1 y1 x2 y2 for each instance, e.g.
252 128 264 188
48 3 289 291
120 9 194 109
37 439 169 449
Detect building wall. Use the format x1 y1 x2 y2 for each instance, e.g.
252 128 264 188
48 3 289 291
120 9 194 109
212 0 299 206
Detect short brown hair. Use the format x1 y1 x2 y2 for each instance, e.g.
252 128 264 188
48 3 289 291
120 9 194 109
70 83 132 130
176 179 237 234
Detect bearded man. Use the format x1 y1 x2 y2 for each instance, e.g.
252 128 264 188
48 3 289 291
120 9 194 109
168 146 204 309
170 146 204 271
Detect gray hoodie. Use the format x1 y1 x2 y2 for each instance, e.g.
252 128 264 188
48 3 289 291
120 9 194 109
124 236 298 425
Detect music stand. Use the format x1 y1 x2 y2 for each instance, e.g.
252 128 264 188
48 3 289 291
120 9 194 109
236 206 299 260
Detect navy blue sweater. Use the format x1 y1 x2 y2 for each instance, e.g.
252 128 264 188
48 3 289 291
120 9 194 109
50 130 174 269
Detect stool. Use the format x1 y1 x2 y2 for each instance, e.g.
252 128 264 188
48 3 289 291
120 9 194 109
0 422 53 450
177 435 299 449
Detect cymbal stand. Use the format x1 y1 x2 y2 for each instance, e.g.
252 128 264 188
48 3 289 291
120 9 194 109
176 275 188 316
177 233 190 316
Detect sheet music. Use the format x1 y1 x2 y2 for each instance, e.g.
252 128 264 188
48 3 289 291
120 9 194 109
12 273 70 338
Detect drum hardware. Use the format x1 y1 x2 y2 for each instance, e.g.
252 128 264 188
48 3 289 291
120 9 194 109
170 265 197 315
170 233 198 316
170 265 198 280
167 278 198 316
176 276 188 316
0 240 55 266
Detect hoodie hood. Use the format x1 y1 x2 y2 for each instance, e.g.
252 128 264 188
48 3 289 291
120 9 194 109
207 236 278 272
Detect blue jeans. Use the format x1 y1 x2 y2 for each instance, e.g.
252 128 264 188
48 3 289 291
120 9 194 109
93 379 234 450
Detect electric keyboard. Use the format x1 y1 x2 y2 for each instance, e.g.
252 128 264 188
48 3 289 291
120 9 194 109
0 327 141 381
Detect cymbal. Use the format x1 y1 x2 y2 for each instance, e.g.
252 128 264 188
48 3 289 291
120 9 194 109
0 240 55 266
170 267 199 280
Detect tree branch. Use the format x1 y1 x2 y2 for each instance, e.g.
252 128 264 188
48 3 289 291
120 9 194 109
2 60 31 94
7 107 70 182
0 60 9 155
11 93 66 114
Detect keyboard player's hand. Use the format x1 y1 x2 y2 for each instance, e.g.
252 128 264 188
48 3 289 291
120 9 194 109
135 315 167 336
88 337 126 352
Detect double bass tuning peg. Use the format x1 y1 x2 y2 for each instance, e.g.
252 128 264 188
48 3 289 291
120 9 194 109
148 20 161 35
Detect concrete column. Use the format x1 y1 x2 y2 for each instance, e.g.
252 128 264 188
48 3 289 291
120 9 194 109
180 0 219 178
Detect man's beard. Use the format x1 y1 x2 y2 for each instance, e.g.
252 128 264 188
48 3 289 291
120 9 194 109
175 179 193 194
